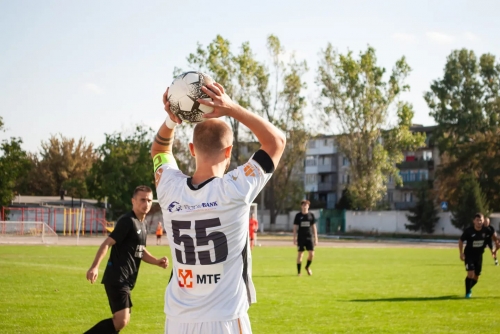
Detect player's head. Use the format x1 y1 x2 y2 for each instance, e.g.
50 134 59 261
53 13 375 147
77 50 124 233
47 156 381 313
190 119 233 169
484 217 490 226
473 213 484 228
301 200 310 212
132 185 153 215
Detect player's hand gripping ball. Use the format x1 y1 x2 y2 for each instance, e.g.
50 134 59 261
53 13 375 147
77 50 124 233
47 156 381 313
167 71 214 123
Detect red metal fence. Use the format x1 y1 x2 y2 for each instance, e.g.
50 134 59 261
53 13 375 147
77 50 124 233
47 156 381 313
1 207 109 236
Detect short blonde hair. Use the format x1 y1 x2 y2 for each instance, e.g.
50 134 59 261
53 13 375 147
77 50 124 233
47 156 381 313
193 119 233 155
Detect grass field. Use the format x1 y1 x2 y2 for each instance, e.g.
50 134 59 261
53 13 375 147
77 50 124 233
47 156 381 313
0 243 499 333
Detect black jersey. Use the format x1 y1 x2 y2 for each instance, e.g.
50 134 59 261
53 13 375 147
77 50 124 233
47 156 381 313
102 211 147 288
460 226 493 259
294 212 316 240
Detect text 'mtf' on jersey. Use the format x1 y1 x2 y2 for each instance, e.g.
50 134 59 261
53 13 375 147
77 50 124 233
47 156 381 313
155 150 273 322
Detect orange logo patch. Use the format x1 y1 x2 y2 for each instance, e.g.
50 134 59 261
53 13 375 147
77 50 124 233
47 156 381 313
155 168 163 187
244 164 256 177
178 269 193 288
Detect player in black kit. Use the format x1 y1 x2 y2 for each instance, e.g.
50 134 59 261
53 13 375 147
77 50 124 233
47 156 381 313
458 213 500 298
84 186 169 334
483 217 498 266
293 200 318 276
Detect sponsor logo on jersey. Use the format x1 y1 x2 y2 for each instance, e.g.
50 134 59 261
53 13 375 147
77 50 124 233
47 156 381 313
172 201 219 212
177 266 223 290
244 163 256 177
134 245 144 258
167 201 182 213
473 240 484 248
301 221 311 227
155 168 163 187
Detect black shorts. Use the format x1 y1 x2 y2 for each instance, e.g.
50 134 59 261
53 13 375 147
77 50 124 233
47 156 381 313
156 235 162 239
104 284 132 314
297 239 314 252
465 256 483 276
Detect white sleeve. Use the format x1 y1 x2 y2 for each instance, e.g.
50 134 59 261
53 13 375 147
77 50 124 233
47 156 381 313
223 158 272 205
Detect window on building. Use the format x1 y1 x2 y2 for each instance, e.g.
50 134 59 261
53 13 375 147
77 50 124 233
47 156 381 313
308 140 316 148
423 150 433 161
305 156 316 166
342 156 350 166
305 174 317 184
388 191 393 203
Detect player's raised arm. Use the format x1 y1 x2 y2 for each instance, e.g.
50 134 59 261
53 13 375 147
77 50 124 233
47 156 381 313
150 88 181 161
200 83 286 168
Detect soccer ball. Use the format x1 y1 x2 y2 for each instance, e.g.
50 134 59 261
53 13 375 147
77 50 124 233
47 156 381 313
167 71 214 123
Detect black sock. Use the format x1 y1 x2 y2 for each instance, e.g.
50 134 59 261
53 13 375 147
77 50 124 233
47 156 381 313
297 263 301 274
305 260 312 269
84 318 117 334
465 278 472 294
471 279 478 289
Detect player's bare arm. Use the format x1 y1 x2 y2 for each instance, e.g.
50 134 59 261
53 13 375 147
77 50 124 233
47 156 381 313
293 225 298 245
86 237 116 284
151 88 177 159
312 224 318 245
141 248 169 269
199 83 286 167
458 239 465 261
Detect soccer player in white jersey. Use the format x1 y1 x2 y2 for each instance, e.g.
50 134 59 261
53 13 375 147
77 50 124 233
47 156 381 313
151 82 286 334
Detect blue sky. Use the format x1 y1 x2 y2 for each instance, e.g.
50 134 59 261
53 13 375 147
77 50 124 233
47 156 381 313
1 0 499 153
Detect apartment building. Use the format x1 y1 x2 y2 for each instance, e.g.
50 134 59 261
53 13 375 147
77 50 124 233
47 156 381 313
305 125 439 210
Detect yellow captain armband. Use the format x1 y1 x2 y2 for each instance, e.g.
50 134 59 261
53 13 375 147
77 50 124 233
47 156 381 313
153 152 176 172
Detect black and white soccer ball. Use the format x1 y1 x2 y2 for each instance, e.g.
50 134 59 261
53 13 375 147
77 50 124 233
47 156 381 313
167 71 214 123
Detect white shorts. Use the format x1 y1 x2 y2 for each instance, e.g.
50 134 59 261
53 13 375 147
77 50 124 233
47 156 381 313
165 313 252 334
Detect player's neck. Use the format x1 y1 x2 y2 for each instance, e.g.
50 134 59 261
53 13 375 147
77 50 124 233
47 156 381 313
473 225 482 231
301 210 308 214
192 162 226 184
133 210 146 222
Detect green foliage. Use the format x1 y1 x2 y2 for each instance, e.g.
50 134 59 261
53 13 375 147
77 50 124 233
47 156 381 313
425 49 500 157
451 173 489 231
2 245 500 333
182 35 261 165
87 126 155 219
181 35 309 224
21 135 96 196
336 188 354 210
317 45 425 209
405 181 440 234
0 137 31 207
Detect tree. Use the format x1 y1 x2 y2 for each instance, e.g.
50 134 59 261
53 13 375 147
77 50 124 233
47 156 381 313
180 35 310 226
87 126 155 219
253 35 310 226
435 128 500 211
425 49 500 157
336 188 354 210
405 181 440 234
22 135 96 196
181 35 261 166
451 173 489 231
317 45 425 209
0 137 31 207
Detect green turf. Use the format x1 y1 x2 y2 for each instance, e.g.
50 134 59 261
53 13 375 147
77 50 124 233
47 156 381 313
0 244 498 333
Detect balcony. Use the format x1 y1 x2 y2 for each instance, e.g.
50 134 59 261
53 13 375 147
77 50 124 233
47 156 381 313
317 164 337 173
397 159 434 170
318 182 334 192
397 179 433 190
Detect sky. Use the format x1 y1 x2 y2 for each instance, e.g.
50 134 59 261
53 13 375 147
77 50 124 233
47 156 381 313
1 0 499 153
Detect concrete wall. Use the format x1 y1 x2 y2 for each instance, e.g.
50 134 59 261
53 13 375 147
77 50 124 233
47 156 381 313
258 210 500 237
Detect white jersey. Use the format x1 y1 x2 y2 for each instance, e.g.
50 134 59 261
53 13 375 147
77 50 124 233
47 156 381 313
155 152 272 322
